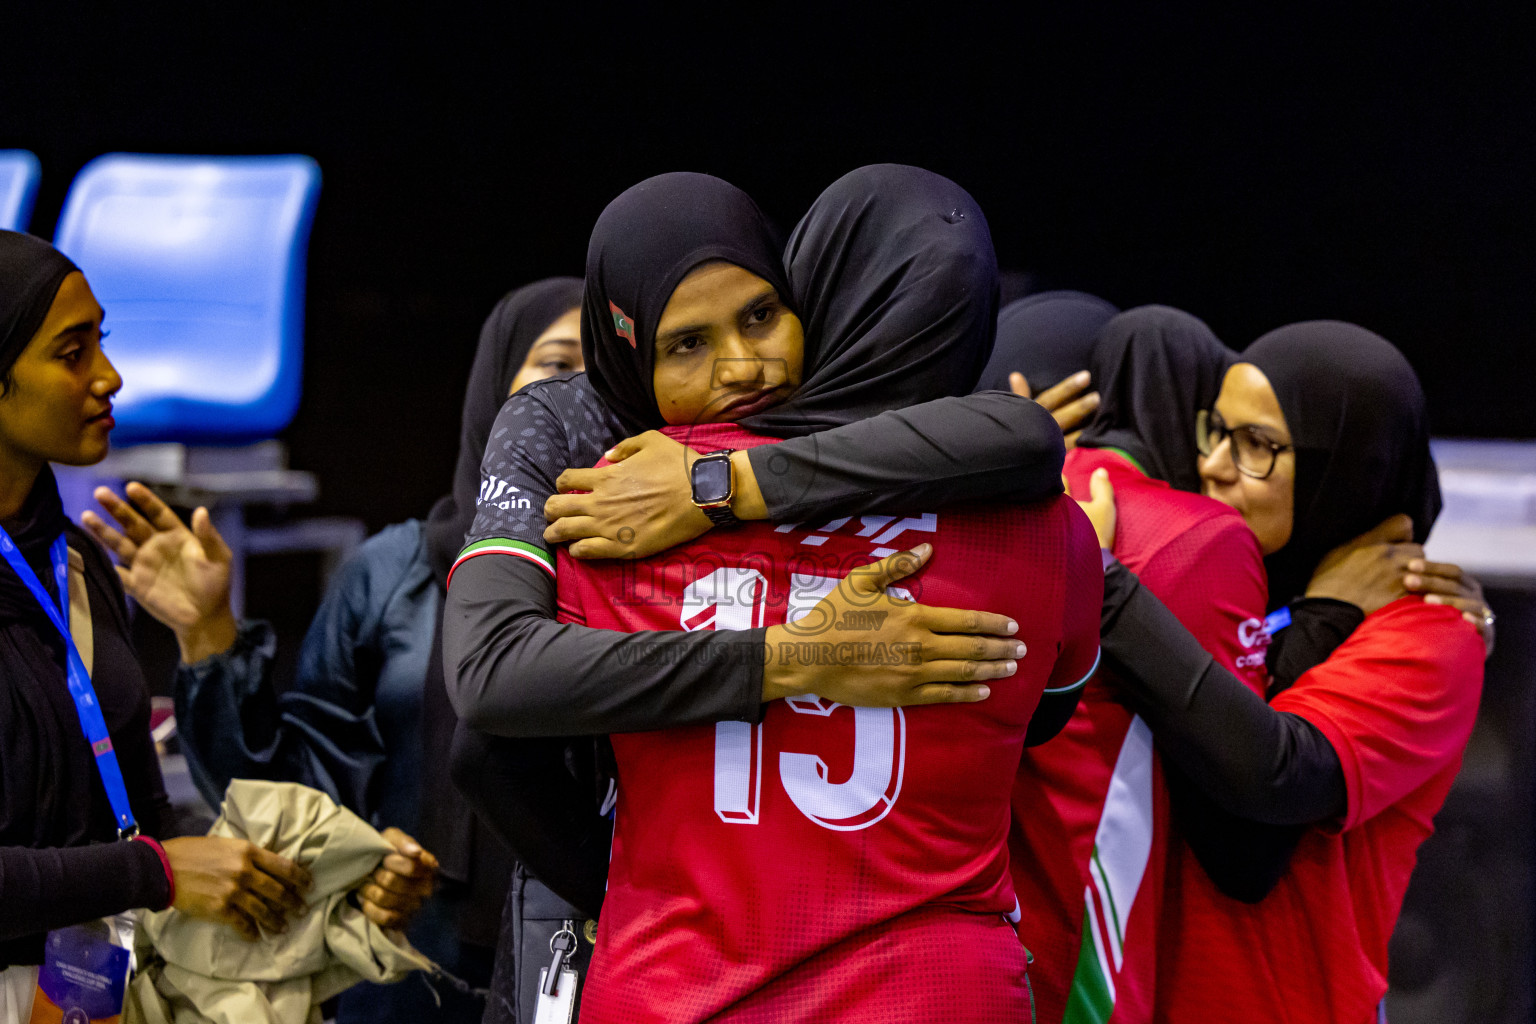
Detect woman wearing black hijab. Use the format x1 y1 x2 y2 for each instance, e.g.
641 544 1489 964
1085 322 1484 1023
541 163 1093 1024
79 277 583 1023
0 231 323 1010
973 290 1115 448
445 168 1064 743
977 290 1118 396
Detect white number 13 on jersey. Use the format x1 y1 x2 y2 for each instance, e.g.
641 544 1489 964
681 566 906 832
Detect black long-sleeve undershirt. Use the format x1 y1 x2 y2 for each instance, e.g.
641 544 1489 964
1099 558 1353 902
446 391 1066 737
0 842 170 946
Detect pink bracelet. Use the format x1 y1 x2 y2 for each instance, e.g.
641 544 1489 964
131 834 175 909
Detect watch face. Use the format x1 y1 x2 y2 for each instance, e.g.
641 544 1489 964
692 456 733 504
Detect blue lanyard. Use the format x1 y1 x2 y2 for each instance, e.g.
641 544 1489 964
0 526 138 837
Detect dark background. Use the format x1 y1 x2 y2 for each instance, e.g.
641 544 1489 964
3 4 1533 532
5 7 1536 1020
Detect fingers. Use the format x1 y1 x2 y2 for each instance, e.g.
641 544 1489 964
1404 572 1472 599
249 846 313 902
567 537 626 560
850 544 932 594
1355 513 1415 547
1050 393 1100 435
360 898 408 931
80 510 138 562
554 466 602 494
914 603 1020 638
1033 370 1092 412
92 486 155 545
230 888 289 937
221 899 262 941
922 634 1027 664
544 492 593 522
1008 371 1032 399
1063 430 1083 451
1088 466 1114 505
190 507 233 563
543 515 603 545
905 682 993 705
1405 557 1466 583
603 430 659 463
917 658 1018 684
123 481 187 533
1423 593 1488 616
240 861 309 920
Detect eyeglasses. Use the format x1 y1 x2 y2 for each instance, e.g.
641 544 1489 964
1196 409 1294 480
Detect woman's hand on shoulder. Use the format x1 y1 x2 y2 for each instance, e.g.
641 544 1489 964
1304 514 1419 615
1405 557 1496 658
354 827 437 932
1010 370 1099 449
1067 467 1116 549
762 544 1024 707
82 482 237 662
161 835 312 941
543 430 714 559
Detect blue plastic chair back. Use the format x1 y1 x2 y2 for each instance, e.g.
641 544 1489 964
0 150 42 230
54 154 321 444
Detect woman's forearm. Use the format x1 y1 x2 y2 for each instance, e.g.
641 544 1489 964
0 842 170 943
750 392 1065 521
1100 558 1345 825
444 554 765 737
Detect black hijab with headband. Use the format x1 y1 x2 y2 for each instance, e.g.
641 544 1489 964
975 290 1120 395
423 277 584 587
1243 321 1441 611
1076 305 1234 495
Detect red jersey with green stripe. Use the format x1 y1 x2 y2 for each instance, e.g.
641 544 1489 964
557 423 1102 1024
1010 446 1269 1024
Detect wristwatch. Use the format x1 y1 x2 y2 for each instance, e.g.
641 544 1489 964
690 448 741 527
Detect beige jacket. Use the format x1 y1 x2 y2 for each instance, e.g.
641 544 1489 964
126 780 435 1024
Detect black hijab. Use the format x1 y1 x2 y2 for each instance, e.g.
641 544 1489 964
580 173 791 434
749 163 999 436
974 290 1120 394
1242 321 1440 610
423 277 584 587
581 165 1001 439
1077 305 1234 494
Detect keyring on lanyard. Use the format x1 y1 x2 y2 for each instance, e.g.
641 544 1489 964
0 526 139 839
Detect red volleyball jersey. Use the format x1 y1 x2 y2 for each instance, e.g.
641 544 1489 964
1154 598 1483 1024
558 423 1103 1024
1010 446 1270 1024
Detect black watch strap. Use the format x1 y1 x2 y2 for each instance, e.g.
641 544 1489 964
702 502 740 528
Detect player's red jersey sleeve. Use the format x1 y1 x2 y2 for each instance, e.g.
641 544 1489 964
1271 597 1484 832
1135 512 1269 693
1045 501 1103 694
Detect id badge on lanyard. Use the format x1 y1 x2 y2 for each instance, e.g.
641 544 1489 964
0 528 139 1023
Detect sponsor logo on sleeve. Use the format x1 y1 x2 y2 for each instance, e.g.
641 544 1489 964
478 475 532 510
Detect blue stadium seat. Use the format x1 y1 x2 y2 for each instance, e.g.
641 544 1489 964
53 154 321 444
0 150 42 230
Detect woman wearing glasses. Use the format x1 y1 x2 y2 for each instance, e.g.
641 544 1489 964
1082 321 1486 1024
